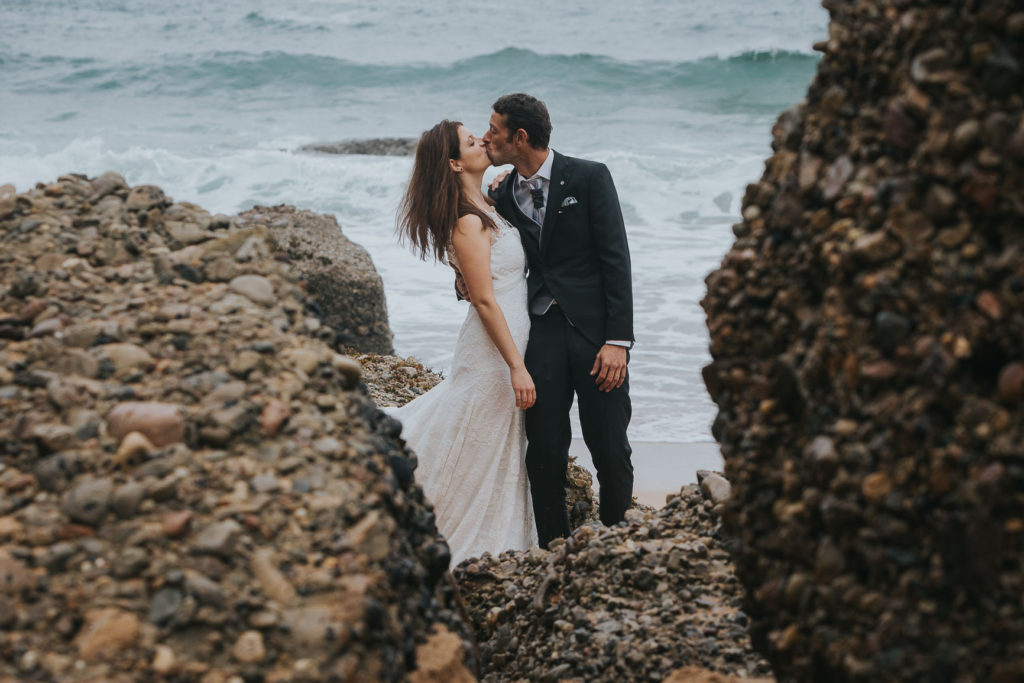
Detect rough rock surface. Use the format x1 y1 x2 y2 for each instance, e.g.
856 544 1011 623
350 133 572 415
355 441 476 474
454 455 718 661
359 353 443 408
702 1 1024 680
237 204 394 354
0 175 471 681
299 138 418 157
454 486 771 682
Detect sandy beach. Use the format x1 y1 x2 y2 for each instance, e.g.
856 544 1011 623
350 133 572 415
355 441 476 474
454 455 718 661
570 440 723 507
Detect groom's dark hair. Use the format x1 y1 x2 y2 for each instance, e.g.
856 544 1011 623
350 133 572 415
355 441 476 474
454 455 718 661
493 93 552 150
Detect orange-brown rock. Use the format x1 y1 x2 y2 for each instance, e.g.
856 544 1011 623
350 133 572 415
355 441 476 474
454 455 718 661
665 667 774 683
74 608 141 661
105 401 185 446
259 398 290 436
409 625 476 683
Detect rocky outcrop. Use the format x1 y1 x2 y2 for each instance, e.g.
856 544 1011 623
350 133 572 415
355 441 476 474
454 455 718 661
454 486 770 682
238 204 394 355
0 174 470 681
299 138 418 156
355 352 443 407
702 1 1024 680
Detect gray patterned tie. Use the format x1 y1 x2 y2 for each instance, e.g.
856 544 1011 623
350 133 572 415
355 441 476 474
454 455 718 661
526 178 545 225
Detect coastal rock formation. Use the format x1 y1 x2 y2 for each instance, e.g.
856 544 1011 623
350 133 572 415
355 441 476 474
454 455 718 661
299 138 418 156
238 205 394 354
702 1 1024 680
0 175 471 681
454 486 771 682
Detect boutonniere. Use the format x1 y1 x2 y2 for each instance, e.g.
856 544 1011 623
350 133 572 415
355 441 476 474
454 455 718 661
560 196 578 208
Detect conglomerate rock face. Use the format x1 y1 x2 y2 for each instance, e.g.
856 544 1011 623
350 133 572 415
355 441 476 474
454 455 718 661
237 205 394 355
702 1 1024 680
0 176 471 681
454 486 771 682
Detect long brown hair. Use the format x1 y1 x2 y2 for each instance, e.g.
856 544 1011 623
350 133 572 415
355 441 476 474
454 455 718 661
397 119 495 263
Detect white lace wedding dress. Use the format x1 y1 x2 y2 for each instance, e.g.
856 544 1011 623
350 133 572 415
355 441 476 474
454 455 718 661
386 211 537 565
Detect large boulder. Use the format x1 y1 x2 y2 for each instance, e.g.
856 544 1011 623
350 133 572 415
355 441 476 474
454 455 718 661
702 1 1024 680
0 175 469 681
238 205 394 355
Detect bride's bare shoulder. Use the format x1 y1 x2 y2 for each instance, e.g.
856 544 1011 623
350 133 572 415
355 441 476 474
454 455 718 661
453 213 488 238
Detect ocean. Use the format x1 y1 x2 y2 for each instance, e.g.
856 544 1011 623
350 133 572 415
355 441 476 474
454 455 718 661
0 0 827 447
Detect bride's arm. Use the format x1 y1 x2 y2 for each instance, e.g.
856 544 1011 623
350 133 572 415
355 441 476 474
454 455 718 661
451 214 536 410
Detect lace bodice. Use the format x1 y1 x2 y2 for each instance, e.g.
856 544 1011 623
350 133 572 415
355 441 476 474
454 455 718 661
446 211 524 291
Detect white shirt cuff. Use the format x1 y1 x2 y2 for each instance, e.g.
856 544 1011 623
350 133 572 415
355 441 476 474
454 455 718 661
606 340 632 348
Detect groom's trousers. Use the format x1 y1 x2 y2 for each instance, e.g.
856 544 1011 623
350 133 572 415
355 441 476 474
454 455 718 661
524 305 633 548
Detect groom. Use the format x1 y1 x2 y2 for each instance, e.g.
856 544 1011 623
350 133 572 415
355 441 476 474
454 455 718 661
482 93 634 548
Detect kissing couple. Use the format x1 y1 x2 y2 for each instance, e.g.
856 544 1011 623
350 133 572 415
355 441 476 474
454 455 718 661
388 93 634 565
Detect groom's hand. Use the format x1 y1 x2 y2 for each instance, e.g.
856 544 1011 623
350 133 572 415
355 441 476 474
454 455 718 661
591 344 627 392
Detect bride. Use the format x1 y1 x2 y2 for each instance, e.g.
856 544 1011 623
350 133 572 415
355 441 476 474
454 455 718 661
390 119 537 564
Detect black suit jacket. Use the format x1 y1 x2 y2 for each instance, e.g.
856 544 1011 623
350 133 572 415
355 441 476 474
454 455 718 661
492 151 634 348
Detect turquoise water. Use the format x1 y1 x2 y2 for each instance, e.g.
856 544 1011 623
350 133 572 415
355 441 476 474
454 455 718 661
0 0 827 444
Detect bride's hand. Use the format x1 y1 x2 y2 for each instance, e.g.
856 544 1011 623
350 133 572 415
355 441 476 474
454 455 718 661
510 366 536 410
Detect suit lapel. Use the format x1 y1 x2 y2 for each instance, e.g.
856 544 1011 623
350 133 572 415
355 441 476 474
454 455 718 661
540 151 570 255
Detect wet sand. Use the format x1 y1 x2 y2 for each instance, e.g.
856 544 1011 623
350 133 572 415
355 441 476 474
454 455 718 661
569 440 724 508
